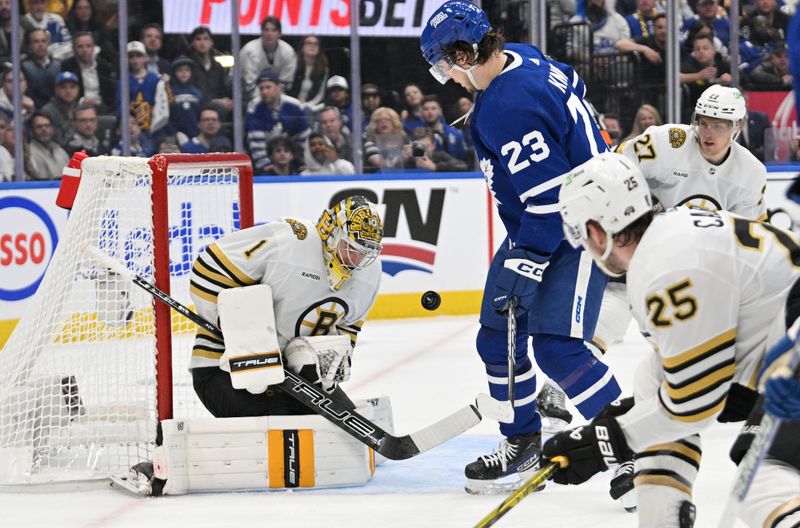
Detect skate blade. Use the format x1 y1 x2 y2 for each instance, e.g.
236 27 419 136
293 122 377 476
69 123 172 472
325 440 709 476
618 490 637 513
541 416 570 434
464 469 546 495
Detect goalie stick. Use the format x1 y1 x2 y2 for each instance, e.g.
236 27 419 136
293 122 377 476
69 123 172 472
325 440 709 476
82 243 481 460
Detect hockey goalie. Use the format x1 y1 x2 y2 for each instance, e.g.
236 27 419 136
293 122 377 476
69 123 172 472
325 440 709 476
120 195 394 495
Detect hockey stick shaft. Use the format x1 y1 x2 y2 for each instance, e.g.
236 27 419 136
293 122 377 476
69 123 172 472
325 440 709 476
472 456 567 528
507 298 517 406
82 244 481 460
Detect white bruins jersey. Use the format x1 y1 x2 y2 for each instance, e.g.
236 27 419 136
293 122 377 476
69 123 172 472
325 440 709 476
617 124 767 220
188 218 381 370
619 208 800 450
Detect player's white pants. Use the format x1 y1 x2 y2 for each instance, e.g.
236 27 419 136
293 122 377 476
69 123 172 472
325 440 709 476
739 460 800 528
593 282 632 351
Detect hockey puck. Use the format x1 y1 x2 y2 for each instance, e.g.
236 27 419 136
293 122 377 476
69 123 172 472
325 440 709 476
421 290 441 311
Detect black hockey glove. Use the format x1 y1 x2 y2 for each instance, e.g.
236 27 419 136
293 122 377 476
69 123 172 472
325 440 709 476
542 417 633 485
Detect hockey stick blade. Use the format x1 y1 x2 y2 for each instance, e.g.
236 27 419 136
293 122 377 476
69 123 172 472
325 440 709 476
82 243 481 460
473 456 568 528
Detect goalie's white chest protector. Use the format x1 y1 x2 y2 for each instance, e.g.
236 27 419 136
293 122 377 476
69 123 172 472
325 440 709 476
619 124 767 220
188 218 381 370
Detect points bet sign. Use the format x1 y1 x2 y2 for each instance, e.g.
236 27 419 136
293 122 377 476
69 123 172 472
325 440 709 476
163 0 443 37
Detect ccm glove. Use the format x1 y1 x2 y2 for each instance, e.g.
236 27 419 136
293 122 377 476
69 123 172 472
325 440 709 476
542 417 633 485
491 248 549 311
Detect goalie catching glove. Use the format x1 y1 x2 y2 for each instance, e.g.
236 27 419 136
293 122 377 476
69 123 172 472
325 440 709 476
542 417 633 485
284 335 353 392
491 247 549 311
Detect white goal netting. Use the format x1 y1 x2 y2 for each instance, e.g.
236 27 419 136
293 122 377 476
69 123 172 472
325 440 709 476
0 155 252 488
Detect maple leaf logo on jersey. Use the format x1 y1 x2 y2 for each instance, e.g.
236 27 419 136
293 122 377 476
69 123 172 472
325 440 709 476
480 158 502 205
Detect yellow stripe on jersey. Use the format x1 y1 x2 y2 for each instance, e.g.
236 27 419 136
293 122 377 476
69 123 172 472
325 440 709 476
196 327 224 345
639 441 702 467
665 362 736 402
298 430 315 487
756 212 768 222
661 328 736 371
206 243 257 286
658 389 727 423
633 473 692 496
192 257 239 288
765 496 800 528
192 346 224 359
190 282 220 303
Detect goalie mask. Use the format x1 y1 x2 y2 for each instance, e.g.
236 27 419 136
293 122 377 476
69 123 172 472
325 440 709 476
558 152 653 277
691 84 746 143
317 195 383 291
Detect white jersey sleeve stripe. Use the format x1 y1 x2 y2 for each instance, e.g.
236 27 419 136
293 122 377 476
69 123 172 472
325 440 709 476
518 174 567 202
524 203 561 215
570 251 593 338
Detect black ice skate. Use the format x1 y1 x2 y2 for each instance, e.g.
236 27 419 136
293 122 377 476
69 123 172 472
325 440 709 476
537 381 573 434
464 432 544 495
111 461 166 496
609 459 636 513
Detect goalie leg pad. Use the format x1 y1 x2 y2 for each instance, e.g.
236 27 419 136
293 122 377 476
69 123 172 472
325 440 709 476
153 415 374 495
217 285 285 394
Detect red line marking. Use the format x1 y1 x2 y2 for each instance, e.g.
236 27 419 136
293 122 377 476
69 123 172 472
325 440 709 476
380 243 436 265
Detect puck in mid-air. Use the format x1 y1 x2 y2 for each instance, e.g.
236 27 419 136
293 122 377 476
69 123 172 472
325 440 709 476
421 290 441 311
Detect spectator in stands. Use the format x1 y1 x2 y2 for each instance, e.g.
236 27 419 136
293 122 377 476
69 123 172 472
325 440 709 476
28 111 68 179
625 0 662 38
240 16 297 100
65 0 116 63
186 27 232 118
621 103 663 143
0 0 21 64
168 56 204 142
323 75 352 131
681 20 728 61
141 23 170 76
401 83 424 132
570 0 631 54
0 67 35 120
791 138 800 162
263 136 303 176
64 103 109 156
157 135 181 154
301 131 355 175
616 12 666 76
61 31 117 113
602 112 624 146
180 105 232 154
742 0 789 44
405 127 468 173
451 96 475 156
41 71 79 146
737 105 774 161
112 112 156 157
286 35 328 113
549 0 578 25
22 0 72 60
126 40 170 142
361 83 382 128
4 118 39 180
317 106 352 162
0 114 12 181
680 34 730 120
419 95 468 163
245 69 309 173
363 106 410 172
749 42 793 89
22 28 62 109
682 0 730 45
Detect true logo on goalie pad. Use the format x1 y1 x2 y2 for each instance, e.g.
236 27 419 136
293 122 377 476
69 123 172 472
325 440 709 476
229 351 282 372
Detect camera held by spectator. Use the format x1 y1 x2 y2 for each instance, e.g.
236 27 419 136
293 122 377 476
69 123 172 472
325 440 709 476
412 140 426 158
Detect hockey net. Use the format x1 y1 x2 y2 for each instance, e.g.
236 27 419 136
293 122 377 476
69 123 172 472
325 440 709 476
0 153 254 488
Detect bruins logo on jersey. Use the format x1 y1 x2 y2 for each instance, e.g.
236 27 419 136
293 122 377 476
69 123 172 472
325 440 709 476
295 297 350 337
349 207 382 244
669 128 687 149
285 218 308 240
677 195 722 211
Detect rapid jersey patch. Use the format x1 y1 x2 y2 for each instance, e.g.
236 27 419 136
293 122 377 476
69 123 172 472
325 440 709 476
669 128 687 148
295 297 350 337
285 218 308 240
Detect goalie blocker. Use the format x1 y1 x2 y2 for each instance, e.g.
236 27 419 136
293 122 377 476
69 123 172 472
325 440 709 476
118 396 395 495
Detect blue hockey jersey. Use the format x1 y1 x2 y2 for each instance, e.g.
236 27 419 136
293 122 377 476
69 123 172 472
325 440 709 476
471 43 608 257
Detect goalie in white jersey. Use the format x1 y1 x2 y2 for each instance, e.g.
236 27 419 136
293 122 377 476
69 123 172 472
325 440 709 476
189 195 383 418
541 153 800 528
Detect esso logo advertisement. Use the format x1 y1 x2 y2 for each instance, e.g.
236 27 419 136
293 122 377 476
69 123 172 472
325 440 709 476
0 196 58 301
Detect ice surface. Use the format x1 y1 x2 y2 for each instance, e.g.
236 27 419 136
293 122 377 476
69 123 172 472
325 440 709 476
0 315 748 528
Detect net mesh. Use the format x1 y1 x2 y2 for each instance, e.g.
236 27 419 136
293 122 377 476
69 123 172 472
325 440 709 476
0 156 247 487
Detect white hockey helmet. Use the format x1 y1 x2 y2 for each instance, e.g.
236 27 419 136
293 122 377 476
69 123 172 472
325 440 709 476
316 195 383 291
694 84 747 122
559 152 653 276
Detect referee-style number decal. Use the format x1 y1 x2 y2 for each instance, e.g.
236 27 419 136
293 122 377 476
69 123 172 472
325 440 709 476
633 134 656 162
646 279 698 328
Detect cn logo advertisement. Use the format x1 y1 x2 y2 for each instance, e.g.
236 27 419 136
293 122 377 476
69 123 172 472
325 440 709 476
0 196 58 301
